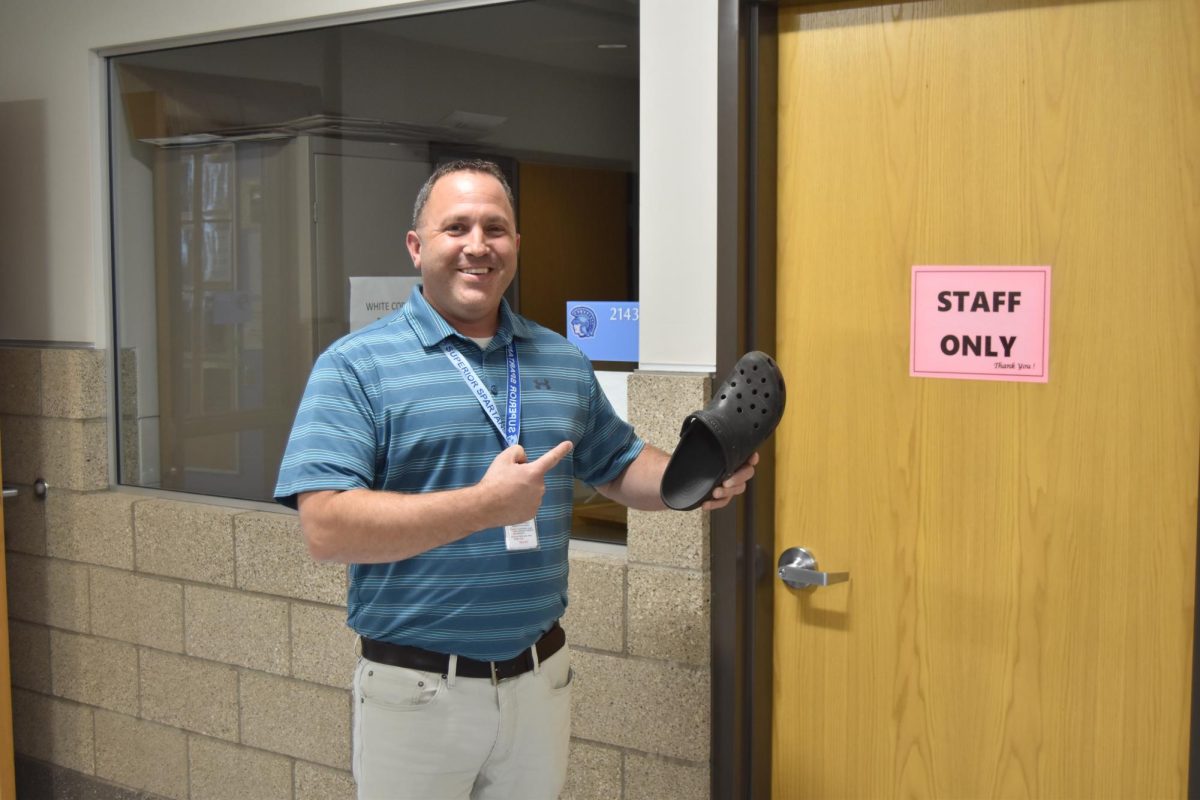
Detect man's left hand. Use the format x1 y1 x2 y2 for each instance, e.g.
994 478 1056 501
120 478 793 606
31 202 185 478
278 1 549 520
701 452 760 511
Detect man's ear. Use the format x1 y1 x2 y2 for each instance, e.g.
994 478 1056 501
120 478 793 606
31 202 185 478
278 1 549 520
405 230 422 270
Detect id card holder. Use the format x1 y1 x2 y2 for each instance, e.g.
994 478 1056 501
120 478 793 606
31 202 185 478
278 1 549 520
505 519 539 551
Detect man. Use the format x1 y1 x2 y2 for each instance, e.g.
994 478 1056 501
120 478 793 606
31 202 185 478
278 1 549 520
275 159 756 800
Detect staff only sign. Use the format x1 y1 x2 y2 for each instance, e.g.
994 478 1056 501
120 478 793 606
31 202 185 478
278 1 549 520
910 266 1051 383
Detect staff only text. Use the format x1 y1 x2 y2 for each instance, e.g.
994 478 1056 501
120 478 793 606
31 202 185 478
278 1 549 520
937 290 1022 357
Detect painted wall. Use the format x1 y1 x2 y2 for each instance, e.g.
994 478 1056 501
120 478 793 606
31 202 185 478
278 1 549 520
0 0 718 363
639 1 719 372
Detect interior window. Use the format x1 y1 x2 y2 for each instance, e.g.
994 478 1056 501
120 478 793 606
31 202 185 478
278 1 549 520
109 0 638 543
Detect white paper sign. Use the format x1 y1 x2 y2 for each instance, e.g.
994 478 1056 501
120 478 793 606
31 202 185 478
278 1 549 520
349 277 421 331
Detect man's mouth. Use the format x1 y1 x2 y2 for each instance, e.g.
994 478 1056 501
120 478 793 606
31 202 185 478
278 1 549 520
460 267 493 276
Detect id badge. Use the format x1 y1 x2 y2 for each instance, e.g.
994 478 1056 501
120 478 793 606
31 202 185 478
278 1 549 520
505 519 539 551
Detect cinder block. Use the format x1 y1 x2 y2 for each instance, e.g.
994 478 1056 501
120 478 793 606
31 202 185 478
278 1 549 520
626 371 714 570
564 551 626 653
628 371 711 452
2 485 46 555
49 630 138 715
295 761 357 800
290 602 357 688
626 752 710 800
118 412 141 486
140 650 239 741
46 491 136 569
7 553 90 632
134 499 237 586
11 688 95 774
91 567 184 651
626 565 710 665
118 347 138 419
0 347 42 415
94 710 188 800
8 620 51 692
562 740 623 800
185 586 290 674
235 511 347 606
189 736 292 800
240 670 351 769
41 347 107 420
0 415 108 491
571 650 710 762
0 416 37 486
627 507 709 570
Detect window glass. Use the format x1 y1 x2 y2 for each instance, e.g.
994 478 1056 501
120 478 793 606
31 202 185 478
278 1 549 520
110 0 638 542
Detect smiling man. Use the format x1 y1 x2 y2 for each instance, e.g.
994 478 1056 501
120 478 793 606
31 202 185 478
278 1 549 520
405 166 521 337
275 160 757 800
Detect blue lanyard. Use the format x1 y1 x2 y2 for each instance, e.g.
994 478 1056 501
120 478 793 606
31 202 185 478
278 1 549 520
441 341 521 448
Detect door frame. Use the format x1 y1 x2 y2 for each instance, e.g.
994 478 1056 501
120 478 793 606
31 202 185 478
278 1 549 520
711 1 777 797
712 2 1200 797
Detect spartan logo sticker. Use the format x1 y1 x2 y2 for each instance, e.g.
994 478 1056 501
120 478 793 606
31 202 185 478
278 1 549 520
570 306 598 339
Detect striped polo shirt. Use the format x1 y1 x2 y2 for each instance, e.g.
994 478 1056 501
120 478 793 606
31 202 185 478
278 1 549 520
275 285 644 660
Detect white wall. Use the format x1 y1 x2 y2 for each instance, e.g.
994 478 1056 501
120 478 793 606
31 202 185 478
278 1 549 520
638 0 719 372
0 0 720 371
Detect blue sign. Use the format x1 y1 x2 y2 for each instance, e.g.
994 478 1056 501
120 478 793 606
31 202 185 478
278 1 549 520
566 301 639 362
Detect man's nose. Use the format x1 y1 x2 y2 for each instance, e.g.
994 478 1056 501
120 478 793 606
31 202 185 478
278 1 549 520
462 226 488 256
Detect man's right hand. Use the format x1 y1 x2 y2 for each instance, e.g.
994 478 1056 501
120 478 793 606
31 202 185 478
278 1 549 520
479 440 574 526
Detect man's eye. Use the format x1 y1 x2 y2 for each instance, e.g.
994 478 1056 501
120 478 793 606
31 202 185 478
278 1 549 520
445 224 466 234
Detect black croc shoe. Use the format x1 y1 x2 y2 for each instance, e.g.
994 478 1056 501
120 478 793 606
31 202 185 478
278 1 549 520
660 351 786 511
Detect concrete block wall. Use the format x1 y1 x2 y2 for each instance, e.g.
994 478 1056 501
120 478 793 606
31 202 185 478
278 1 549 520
1 346 713 799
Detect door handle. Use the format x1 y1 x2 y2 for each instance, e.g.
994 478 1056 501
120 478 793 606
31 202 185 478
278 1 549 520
777 547 849 590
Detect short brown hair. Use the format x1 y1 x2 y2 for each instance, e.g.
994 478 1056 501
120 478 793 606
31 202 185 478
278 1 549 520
411 159 515 230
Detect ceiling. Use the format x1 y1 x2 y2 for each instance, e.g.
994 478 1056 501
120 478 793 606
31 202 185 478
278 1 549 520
361 0 639 80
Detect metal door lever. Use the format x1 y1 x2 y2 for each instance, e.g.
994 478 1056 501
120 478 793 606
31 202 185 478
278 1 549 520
777 547 849 590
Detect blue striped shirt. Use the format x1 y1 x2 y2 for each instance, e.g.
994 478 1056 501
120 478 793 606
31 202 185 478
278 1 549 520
275 286 644 660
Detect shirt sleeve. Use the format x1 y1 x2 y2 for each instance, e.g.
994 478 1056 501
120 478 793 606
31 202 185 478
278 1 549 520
274 348 379 510
571 364 645 488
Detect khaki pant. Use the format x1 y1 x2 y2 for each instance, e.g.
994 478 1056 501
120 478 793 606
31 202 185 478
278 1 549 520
352 644 573 800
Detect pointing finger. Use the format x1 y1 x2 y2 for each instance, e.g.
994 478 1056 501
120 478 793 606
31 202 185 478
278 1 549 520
528 441 574 476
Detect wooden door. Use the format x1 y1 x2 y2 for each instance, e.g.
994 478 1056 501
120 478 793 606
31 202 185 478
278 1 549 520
516 161 632 336
772 1 1200 798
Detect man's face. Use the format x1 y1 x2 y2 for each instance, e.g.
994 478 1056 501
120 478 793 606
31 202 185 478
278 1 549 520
405 171 520 337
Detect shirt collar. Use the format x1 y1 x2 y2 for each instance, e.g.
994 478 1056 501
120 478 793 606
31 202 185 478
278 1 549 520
402 285 533 349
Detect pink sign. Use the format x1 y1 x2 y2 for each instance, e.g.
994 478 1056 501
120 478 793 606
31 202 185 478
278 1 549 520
910 266 1051 382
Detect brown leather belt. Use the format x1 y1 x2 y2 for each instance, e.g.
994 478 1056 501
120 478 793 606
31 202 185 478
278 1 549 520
360 622 565 683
